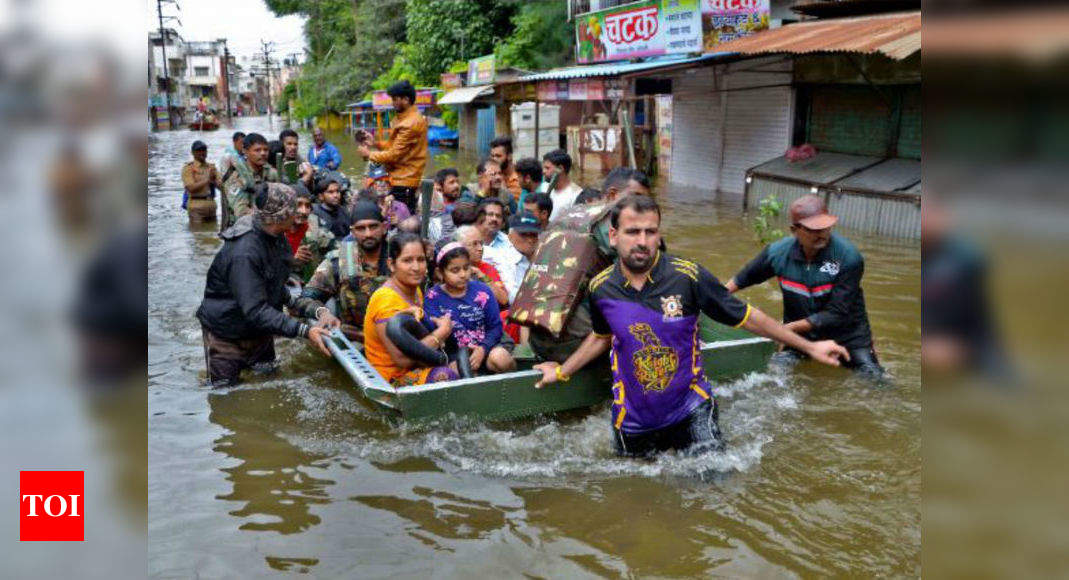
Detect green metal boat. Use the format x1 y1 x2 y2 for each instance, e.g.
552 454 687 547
324 320 775 422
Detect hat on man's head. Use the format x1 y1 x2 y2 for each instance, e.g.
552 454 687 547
367 163 390 181
509 211 542 234
255 183 297 225
351 201 384 224
789 194 838 230
191 140 207 152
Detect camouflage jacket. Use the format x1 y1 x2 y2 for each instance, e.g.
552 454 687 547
292 239 390 328
223 159 279 227
291 213 336 282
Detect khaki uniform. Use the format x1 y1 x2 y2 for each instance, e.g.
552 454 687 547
181 159 219 223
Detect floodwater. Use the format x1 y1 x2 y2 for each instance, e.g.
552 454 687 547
149 118 920 577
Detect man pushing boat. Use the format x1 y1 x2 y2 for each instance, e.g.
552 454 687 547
532 196 850 458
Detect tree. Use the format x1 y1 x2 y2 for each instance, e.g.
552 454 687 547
402 0 517 84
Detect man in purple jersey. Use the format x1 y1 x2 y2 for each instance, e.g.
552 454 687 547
533 196 849 458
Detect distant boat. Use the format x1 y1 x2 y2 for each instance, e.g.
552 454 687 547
427 125 458 148
190 117 219 131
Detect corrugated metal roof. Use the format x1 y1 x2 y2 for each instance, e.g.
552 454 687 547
750 152 883 185
516 53 724 82
438 85 494 105
834 158 920 191
712 11 921 60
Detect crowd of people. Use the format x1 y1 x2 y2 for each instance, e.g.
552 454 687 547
184 80 882 458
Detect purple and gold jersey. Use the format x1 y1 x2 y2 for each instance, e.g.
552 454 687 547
589 252 752 434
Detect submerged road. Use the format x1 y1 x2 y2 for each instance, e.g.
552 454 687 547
149 117 920 577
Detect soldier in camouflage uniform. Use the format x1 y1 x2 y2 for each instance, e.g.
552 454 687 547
511 168 651 362
221 133 279 229
288 185 336 282
291 201 390 342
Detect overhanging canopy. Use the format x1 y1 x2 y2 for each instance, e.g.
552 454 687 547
438 85 494 105
712 11 921 60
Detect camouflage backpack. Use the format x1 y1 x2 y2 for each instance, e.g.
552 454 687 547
509 201 614 337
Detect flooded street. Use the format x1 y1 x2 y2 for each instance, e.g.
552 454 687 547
149 118 920 576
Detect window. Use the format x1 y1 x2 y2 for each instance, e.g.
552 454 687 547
194 66 210 77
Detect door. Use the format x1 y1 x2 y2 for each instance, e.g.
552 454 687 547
476 105 496 156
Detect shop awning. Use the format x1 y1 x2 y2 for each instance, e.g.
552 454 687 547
711 11 921 60
438 85 494 105
516 53 724 82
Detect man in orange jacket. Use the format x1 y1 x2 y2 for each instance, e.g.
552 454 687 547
357 80 428 214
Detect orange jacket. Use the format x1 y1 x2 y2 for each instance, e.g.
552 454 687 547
369 107 428 189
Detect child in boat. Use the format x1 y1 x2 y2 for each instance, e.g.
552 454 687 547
424 242 517 374
363 232 459 386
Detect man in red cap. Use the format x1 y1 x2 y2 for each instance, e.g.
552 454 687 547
726 194 883 376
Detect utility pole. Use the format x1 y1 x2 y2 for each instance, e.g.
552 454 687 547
156 0 172 130
260 39 276 128
223 40 232 124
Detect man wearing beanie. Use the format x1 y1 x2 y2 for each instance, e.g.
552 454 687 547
197 182 331 386
292 201 390 342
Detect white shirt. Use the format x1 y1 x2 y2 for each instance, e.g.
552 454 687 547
482 241 530 304
548 181 583 221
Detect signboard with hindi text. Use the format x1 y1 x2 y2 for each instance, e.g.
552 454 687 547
372 89 437 110
701 0 770 51
467 55 496 86
440 73 462 90
575 0 702 64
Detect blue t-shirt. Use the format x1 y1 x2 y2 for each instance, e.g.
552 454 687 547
423 280 503 350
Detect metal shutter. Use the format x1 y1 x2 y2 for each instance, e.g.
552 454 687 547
669 68 722 189
720 58 793 195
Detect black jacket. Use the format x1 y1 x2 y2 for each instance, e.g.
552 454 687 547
196 215 305 340
313 202 352 239
733 233 873 350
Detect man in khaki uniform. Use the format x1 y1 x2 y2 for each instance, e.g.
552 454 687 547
181 140 219 223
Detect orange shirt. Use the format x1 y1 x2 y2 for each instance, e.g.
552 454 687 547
363 284 424 383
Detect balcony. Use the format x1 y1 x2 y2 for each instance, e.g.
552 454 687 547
188 75 218 87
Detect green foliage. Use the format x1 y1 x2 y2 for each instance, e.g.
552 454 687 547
440 106 458 130
401 0 517 85
752 195 785 245
264 0 406 117
267 0 575 116
496 2 574 71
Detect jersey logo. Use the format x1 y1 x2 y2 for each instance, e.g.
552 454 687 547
819 261 840 276
629 323 678 393
660 294 684 320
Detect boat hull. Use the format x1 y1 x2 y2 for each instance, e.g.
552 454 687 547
325 321 774 422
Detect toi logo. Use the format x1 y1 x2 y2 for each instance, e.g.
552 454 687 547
19 471 84 541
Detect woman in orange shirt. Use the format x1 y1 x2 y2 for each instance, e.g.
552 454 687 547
363 232 459 386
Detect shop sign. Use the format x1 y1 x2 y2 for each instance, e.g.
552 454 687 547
575 0 702 64
467 54 496 86
440 73 463 90
373 89 436 110
701 0 770 51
